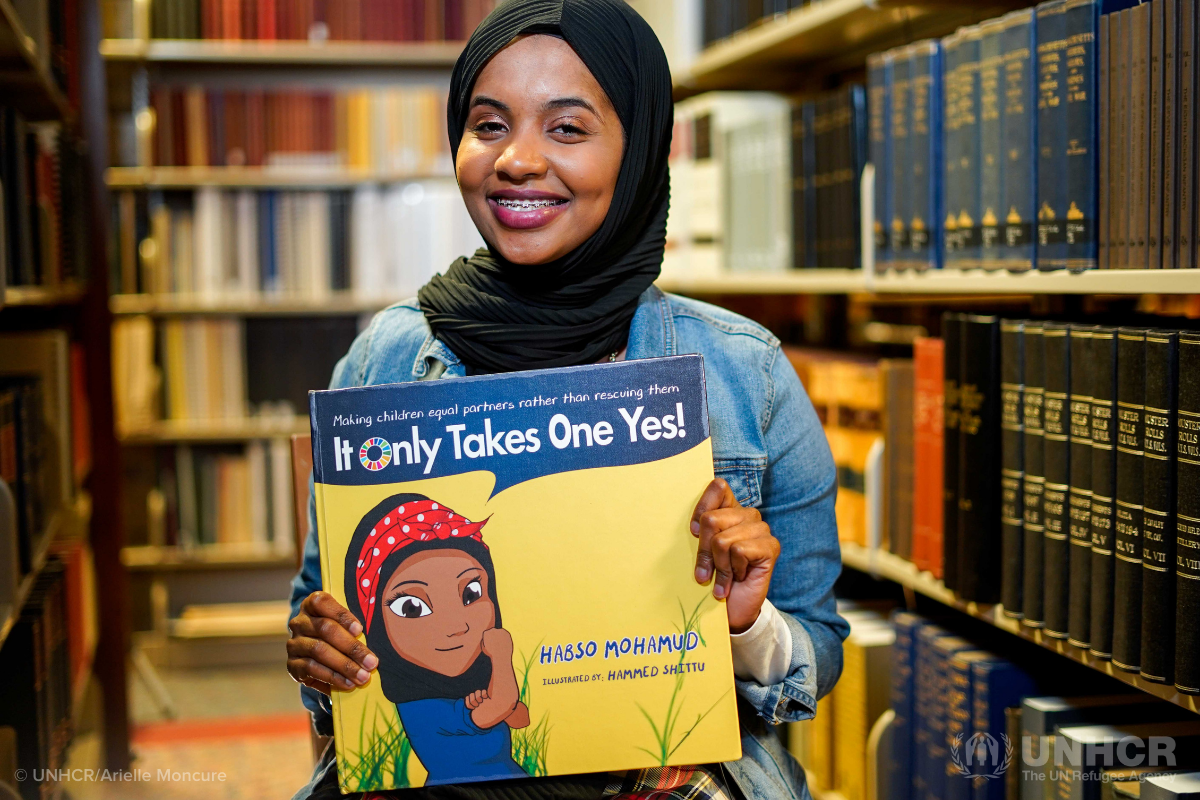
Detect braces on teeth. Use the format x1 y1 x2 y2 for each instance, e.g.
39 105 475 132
495 198 566 210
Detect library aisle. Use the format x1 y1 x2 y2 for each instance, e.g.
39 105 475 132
5 0 1200 798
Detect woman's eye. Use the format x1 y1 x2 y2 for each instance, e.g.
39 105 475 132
552 123 586 137
472 121 506 135
462 580 483 605
388 595 431 619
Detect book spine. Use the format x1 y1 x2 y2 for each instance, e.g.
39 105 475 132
1064 0 1100 272
1022 322 1047 625
889 613 921 800
1001 320 1026 616
1176 331 1200 692
943 33 963 269
1141 330 1178 683
1132 4 1151 268
1098 12 1110 270
1179 0 1196 268
910 41 943 271
914 337 946 577
1162 0 1179 268
1088 326 1117 658
943 313 964 591
1043 322 1072 637
869 52 893 271
804 101 818 269
980 22 1006 270
1113 9 1129 268
945 655 976 800
1003 10 1039 272
1067 325 1095 647
958 315 1002 603
1111 327 1146 671
792 104 808 270
1036 0 1069 271
1149 0 1164 268
891 49 913 269
958 30 982 270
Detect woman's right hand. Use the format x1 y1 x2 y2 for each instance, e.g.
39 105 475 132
287 591 379 695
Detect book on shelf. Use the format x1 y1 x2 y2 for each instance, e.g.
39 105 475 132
1143 773 1200 800
142 0 497 42
957 315 1002 603
1055 721 1200 800
1175 331 1200 693
310 355 740 789
883 359 915 561
1111 327 1148 671
1141 329 1177 685
1067 324 1095 648
1088 325 1118 658
913 336 944 577
1001 320 1026 615
1043 322 1072 638
1022 321 1046 624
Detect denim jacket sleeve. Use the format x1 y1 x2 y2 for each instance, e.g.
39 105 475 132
734 343 848 725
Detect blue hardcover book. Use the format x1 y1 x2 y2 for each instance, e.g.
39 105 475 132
869 52 894 271
942 31 964 269
970 660 1037 800
1064 0 1101 271
258 191 278 293
1036 0 1069 270
890 611 929 800
891 47 913 269
945 650 996 800
803 100 818 269
957 27 984 269
909 40 944 271
979 19 1006 270
1002 9 1039 271
913 624 950 800
927 634 974 800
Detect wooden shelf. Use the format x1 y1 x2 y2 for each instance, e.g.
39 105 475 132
118 416 309 443
4 282 87 307
122 544 295 571
110 291 405 316
106 166 456 189
840 542 1200 715
0 500 80 651
99 37 464 67
656 268 1200 296
0 0 72 121
672 0 1019 96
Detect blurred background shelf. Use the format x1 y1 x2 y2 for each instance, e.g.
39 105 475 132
840 543 1200 715
4 282 88 307
99 37 464 67
0 0 72 120
106 166 458 189
110 292 404 316
118 416 309 443
122 544 296 572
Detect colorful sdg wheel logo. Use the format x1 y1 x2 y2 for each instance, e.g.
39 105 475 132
359 437 392 471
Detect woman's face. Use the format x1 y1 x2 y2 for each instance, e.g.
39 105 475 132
456 34 625 265
381 549 496 677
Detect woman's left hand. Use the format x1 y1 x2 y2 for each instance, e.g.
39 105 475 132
691 478 781 634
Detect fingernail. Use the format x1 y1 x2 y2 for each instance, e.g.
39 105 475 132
714 583 727 599
690 521 700 535
355 669 370 684
339 675 353 687
363 654 378 670
695 566 710 583
349 621 363 636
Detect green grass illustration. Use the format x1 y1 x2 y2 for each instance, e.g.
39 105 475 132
635 594 726 766
511 644 552 776
340 700 412 792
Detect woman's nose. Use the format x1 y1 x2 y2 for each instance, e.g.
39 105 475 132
494 127 548 181
446 615 470 637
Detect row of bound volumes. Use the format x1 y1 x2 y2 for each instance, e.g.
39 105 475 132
110 183 482 298
143 85 451 173
701 0 804 48
2 112 89 289
145 0 496 42
151 442 296 552
111 315 357 428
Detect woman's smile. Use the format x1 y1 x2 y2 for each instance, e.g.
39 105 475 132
488 189 571 230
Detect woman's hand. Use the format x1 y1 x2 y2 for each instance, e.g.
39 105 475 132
471 627 522 729
287 591 379 695
691 478 781 634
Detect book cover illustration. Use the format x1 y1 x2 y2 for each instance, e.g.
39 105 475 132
309 355 741 791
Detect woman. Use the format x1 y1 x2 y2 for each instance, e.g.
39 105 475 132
345 494 529 785
287 0 847 797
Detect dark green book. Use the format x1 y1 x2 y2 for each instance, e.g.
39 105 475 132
1175 331 1200 693
1141 330 1178 684
1111 328 1147 672
1088 326 1118 659
1001 320 1026 615
1067 325 1095 647
1022 322 1047 625
1043 322 1072 637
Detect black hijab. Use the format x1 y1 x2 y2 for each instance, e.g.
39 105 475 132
416 0 674 374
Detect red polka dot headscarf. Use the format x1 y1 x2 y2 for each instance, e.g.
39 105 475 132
354 499 488 635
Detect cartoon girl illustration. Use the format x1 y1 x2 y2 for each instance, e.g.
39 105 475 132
344 493 530 785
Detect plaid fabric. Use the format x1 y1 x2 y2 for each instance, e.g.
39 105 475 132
604 766 738 800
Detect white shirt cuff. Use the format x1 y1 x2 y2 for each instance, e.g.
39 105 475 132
729 597 793 687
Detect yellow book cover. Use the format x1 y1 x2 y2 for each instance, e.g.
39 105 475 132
310 356 741 791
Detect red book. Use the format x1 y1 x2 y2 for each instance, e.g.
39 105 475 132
276 0 293 39
69 345 91 489
201 0 220 38
224 91 246 166
424 0 443 40
222 0 241 38
244 91 266 166
257 0 277 40
912 337 945 577
170 90 189 170
241 0 257 39
296 0 315 39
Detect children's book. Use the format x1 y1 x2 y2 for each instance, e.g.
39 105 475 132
309 355 741 791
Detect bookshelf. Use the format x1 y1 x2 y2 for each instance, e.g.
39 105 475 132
105 166 458 189
110 292 400 316
99 37 464 66
3 282 88 307
0 0 73 121
840 543 1200 715
122 543 295 571
117 416 309 443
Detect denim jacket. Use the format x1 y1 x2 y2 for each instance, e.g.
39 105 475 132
288 286 848 800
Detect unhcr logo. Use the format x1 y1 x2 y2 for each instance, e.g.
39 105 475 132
950 733 1014 780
